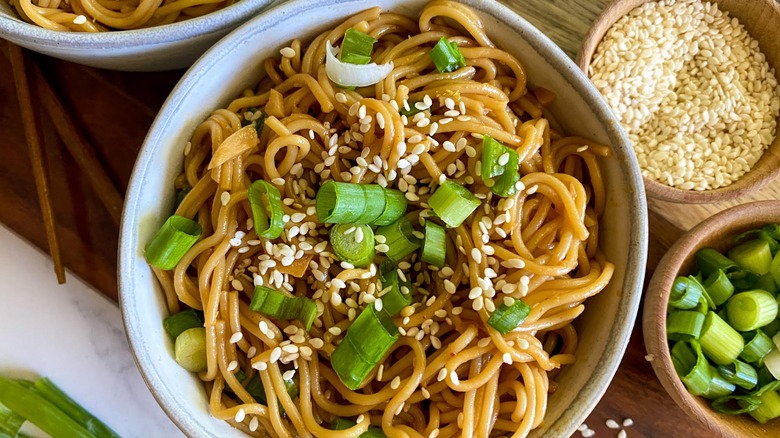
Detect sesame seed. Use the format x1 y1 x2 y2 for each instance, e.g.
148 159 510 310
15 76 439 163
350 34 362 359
220 192 230 205
502 352 512 364
235 408 246 423
229 332 243 344
72 14 87 25
443 279 456 294
374 298 384 312
328 327 342 336
335 92 347 103
421 387 431 399
470 248 482 263
270 347 282 363
606 419 620 429
623 418 634 427
249 417 259 431
247 346 257 358
252 360 268 371
280 47 295 58
450 370 460 385
437 368 448 382
618 431 627 438
377 364 384 381
282 369 296 381
503 296 515 307
390 376 401 389
272 177 285 185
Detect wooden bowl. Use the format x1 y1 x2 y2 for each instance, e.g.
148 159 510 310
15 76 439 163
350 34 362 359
575 0 780 204
643 200 780 437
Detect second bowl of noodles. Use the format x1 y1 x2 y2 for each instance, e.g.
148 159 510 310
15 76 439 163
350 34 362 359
119 0 649 436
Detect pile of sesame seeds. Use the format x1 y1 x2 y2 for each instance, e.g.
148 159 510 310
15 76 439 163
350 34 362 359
589 0 780 190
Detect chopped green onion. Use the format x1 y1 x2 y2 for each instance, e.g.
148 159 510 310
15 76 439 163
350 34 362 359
755 273 778 295
32 378 119 438
242 372 298 411
240 107 266 134
669 276 704 310
747 389 780 423
0 376 96 438
428 37 466 73
331 417 387 437
667 310 705 341
374 189 407 226
487 298 532 334
726 290 778 331
330 223 375 268
703 269 735 307
421 221 446 267
341 28 377 65
696 247 737 278
671 341 697 376
175 186 191 208
677 341 712 396
480 136 520 198
481 135 506 179
702 365 737 399
741 330 775 364
249 285 318 331
717 359 758 390
145 215 203 270
428 180 480 228
399 103 424 117
699 311 744 366
331 307 399 390
316 182 406 225
762 223 780 241
727 269 761 291
375 217 420 263
713 393 761 415
729 239 773 275
492 149 520 198
768 346 780 379
249 180 285 240
770 251 780 290
378 260 413 316
763 318 780 338
163 308 204 339
174 327 208 372
0 400 25 437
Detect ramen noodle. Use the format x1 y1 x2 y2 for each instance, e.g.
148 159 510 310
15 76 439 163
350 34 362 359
149 1 614 436
6 0 236 31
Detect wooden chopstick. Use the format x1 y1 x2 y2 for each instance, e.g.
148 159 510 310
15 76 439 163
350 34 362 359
8 44 66 284
30 63 124 226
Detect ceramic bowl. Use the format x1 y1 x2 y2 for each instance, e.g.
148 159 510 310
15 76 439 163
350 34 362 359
644 200 780 437
0 0 277 72
576 0 780 204
118 0 649 436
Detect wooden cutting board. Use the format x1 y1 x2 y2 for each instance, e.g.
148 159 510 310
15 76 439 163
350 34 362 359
2 1 779 436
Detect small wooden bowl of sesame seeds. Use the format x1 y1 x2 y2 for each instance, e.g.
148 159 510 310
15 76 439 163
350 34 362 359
576 0 780 203
643 200 780 437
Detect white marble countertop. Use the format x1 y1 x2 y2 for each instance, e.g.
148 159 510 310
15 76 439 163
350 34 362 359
0 224 182 437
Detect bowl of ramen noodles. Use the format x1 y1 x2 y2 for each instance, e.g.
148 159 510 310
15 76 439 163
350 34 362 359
0 0 277 71
118 0 649 436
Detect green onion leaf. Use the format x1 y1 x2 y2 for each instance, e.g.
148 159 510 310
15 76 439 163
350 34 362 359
669 276 704 310
741 330 775 364
696 248 737 278
163 308 204 339
726 290 778 332
428 37 466 73
703 269 735 307
717 359 758 390
0 400 25 437
729 239 773 275
727 269 761 291
145 215 202 270
249 180 285 240
375 217 420 263
32 378 120 438
699 311 744 366
671 341 697 376
702 364 737 399
0 376 96 438
249 285 318 331
174 327 208 372
667 310 705 341
487 298 532 334
677 340 712 396
175 186 192 208
330 223 376 268
428 180 480 228
378 260 413 316
713 394 761 415
331 307 399 390
341 28 377 65
421 221 447 267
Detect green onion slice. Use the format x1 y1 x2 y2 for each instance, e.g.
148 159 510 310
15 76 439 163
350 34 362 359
699 311 744 366
770 251 780 291
331 307 399 390
421 221 447 267
428 180 480 228
316 181 406 225
487 298 532 334
341 28 377 65
702 364 737 399
378 260 413 316
480 136 520 198
249 180 285 240
145 215 203 270
747 388 780 423
669 276 704 310
163 308 204 339
492 149 520 198
667 310 705 341
174 327 208 373
249 285 318 331
726 289 778 332
331 417 387 437
428 37 466 73
375 217 420 263
330 223 376 268
676 341 712 396
741 330 775 364
729 239 772 275
696 247 737 278
703 269 735 307
671 341 697 376
481 135 506 179
717 359 758 390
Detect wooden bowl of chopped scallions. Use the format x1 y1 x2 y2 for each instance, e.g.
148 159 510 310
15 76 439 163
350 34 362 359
577 0 780 203
644 200 780 437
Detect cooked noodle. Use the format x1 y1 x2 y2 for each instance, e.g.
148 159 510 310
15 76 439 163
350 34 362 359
153 1 614 436
6 0 236 31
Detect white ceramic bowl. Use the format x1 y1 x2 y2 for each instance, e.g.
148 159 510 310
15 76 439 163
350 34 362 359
0 0 277 71
119 0 649 436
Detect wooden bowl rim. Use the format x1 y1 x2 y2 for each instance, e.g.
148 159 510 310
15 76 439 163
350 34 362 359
643 200 780 437
575 0 780 204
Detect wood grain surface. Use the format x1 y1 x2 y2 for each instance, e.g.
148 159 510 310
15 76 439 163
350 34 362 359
1 0 779 436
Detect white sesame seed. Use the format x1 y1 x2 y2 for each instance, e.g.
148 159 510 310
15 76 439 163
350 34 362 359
437 368 448 382
390 376 401 389
270 347 282 363
623 418 634 427
328 327 342 336
450 370 460 385
252 360 268 371
220 192 230 205
617 430 627 438
227 360 238 372
72 14 87 25
249 417 259 431
280 47 295 58
229 332 243 344
606 419 620 429
502 352 512 364
235 408 246 422
470 248 482 263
